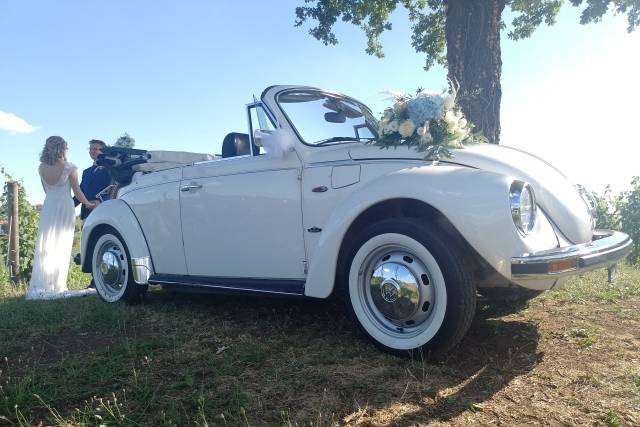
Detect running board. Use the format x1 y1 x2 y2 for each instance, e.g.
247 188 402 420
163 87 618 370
149 274 306 297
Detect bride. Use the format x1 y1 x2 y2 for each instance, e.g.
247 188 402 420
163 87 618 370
26 136 97 300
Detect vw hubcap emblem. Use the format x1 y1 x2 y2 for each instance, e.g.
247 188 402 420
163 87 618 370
381 279 401 303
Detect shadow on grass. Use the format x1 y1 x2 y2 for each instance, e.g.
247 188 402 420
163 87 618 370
138 288 542 425
386 314 541 425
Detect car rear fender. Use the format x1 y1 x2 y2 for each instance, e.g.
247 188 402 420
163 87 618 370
80 199 154 281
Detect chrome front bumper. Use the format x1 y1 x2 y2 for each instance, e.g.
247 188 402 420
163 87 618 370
511 230 632 279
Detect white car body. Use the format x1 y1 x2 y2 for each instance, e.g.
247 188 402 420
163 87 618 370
80 85 632 354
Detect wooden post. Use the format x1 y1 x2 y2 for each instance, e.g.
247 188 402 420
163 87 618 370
7 181 20 284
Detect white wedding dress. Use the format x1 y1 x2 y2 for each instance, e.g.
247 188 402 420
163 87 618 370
26 162 95 300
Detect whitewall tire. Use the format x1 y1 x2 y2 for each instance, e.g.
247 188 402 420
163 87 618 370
91 232 147 304
344 218 476 356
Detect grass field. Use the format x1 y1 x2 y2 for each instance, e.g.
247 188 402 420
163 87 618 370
0 264 639 426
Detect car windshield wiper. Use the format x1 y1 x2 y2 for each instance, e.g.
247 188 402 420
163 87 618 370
315 136 375 146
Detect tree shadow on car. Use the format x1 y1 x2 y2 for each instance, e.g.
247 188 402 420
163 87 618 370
143 288 541 424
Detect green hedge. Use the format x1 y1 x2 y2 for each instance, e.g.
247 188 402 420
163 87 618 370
593 176 640 265
1 168 40 282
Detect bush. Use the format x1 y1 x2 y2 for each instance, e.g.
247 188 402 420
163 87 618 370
618 177 640 264
593 177 640 265
592 185 620 230
0 256 10 286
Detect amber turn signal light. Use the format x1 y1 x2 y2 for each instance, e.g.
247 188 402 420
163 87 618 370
548 258 578 274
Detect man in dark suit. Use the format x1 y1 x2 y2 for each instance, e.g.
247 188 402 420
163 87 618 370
75 139 112 224
74 139 112 289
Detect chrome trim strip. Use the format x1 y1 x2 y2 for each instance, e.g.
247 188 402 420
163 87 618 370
307 159 427 168
246 100 279 156
151 280 304 297
131 256 153 284
511 230 632 279
308 159 356 167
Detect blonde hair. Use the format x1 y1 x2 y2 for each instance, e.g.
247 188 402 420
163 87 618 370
40 136 68 165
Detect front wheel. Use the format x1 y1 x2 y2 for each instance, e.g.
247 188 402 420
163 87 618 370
91 232 147 304
344 218 476 357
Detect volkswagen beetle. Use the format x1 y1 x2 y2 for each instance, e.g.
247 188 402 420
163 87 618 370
80 85 633 355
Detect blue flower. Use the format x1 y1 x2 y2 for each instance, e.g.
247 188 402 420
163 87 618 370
406 93 444 125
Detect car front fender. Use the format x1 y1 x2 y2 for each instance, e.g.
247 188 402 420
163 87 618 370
304 164 559 298
80 199 154 283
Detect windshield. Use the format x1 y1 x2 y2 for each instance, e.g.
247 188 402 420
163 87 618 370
276 89 378 146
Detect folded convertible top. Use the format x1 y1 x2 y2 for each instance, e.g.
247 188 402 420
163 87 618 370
97 146 217 186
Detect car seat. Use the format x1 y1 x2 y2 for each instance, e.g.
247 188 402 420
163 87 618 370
221 133 259 158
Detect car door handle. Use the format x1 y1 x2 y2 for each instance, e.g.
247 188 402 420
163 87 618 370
180 184 203 192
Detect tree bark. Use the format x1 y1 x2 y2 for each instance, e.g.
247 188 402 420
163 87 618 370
445 0 505 144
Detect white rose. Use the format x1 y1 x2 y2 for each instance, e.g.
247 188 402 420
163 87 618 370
459 118 467 128
444 111 459 127
416 126 427 136
398 120 416 138
388 120 399 132
455 110 463 119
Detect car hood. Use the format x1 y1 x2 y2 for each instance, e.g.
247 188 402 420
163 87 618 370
349 143 593 244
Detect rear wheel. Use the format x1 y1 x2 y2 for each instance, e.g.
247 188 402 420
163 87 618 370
91 232 147 304
344 218 476 357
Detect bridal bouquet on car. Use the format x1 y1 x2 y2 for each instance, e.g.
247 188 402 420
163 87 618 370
374 86 486 159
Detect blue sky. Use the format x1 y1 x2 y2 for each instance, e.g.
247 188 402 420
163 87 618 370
1 1 638 204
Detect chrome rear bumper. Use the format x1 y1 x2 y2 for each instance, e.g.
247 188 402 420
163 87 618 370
511 230 632 279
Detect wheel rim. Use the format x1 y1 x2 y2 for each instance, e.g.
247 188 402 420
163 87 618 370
94 238 128 300
358 244 437 339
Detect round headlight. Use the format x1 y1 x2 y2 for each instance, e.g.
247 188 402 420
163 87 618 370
510 181 537 235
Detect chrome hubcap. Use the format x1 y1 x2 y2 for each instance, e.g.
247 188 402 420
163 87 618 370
96 241 126 295
100 251 121 286
361 248 435 334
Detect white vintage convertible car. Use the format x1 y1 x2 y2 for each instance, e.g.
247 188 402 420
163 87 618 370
80 85 632 355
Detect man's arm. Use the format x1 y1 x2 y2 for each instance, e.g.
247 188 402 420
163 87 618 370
73 167 89 206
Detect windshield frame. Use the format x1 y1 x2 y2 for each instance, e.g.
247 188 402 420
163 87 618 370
274 87 379 147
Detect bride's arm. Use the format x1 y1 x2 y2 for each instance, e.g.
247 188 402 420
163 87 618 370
69 168 96 208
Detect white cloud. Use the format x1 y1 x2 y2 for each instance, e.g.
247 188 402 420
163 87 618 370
0 110 38 134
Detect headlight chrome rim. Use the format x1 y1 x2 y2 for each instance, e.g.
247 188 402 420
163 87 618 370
575 184 597 230
510 181 537 235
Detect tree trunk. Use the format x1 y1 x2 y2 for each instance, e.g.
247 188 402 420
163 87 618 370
7 181 20 283
445 0 505 144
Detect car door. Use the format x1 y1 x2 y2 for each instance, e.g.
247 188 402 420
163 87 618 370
179 104 307 287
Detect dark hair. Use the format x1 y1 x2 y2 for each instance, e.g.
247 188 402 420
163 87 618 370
89 139 107 148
